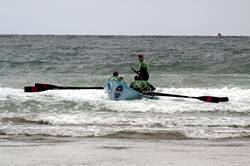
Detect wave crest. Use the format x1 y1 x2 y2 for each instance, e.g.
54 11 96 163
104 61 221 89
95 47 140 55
1 117 50 125
101 130 187 140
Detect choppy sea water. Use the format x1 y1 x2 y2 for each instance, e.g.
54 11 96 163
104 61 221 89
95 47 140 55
0 35 250 139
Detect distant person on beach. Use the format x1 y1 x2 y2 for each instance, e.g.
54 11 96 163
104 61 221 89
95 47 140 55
218 33 222 37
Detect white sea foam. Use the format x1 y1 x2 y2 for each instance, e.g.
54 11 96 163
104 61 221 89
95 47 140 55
1 87 250 113
0 87 250 139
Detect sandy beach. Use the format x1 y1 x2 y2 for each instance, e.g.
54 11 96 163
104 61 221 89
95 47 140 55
0 136 249 166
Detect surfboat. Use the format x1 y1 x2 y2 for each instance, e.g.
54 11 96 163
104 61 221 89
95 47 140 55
104 80 156 100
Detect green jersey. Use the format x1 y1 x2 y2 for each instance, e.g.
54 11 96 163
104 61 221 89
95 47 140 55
138 61 149 80
139 62 149 74
109 76 119 81
130 80 151 92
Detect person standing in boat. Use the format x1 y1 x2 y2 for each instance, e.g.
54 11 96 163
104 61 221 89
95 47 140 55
131 55 155 92
132 54 149 81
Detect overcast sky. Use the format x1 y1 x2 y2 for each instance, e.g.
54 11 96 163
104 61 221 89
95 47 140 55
0 0 250 36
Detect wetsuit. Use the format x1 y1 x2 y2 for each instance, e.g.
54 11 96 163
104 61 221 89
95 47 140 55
130 80 155 92
109 76 119 81
138 62 149 81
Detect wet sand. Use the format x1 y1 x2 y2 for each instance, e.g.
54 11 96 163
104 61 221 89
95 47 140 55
0 137 250 166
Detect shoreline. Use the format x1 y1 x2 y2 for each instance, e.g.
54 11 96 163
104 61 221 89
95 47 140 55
1 137 249 166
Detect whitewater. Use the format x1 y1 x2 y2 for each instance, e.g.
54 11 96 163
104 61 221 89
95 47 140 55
0 35 250 140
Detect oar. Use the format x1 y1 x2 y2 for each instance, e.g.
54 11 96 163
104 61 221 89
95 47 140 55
131 67 140 75
143 91 229 103
24 83 103 92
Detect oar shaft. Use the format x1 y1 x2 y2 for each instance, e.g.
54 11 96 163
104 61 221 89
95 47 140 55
24 83 104 92
57 87 104 90
131 67 140 75
146 92 192 99
144 91 228 103
35 83 103 90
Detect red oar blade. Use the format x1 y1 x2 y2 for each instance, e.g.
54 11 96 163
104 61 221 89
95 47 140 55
24 83 57 92
24 86 48 92
196 96 229 103
35 83 58 89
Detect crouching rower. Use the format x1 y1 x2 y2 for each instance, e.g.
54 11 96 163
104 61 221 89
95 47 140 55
130 76 155 92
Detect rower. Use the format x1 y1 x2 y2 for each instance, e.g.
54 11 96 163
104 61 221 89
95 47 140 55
109 71 119 81
132 54 155 91
130 76 155 92
118 76 127 84
109 72 126 83
136 54 149 81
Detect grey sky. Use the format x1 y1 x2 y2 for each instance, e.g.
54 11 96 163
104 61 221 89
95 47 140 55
1 0 250 35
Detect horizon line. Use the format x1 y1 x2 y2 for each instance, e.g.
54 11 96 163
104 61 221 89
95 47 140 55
0 33 249 37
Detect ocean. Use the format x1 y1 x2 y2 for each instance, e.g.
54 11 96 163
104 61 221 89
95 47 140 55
0 35 250 140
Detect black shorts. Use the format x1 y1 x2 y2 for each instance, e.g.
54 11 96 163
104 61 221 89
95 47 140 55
140 74 149 81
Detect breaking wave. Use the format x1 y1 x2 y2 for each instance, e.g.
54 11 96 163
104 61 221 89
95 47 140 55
101 130 187 140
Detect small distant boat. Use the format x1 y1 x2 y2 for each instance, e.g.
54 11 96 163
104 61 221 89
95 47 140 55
104 80 156 100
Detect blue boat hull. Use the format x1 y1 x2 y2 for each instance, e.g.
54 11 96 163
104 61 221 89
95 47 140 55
104 80 158 100
104 80 142 100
